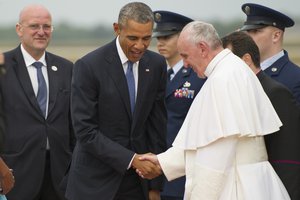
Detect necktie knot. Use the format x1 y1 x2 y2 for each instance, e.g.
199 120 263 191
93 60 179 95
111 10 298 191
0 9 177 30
32 61 44 69
127 61 133 71
167 68 174 81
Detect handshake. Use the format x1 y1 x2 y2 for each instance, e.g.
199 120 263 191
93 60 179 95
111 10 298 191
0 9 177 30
132 153 162 179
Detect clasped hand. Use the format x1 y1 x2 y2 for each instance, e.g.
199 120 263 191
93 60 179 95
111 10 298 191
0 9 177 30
132 153 162 179
0 158 15 195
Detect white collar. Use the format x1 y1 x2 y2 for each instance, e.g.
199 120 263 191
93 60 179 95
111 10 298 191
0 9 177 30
20 44 46 67
204 48 231 77
260 50 284 70
115 36 139 65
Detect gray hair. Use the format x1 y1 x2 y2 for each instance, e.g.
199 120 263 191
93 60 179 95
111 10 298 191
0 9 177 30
118 2 154 28
183 21 222 50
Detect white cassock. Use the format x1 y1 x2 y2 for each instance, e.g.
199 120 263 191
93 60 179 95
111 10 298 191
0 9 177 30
157 49 290 200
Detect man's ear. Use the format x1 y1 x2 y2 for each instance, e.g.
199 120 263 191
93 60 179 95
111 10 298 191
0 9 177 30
241 53 252 66
16 23 23 37
113 23 120 36
197 41 209 57
272 29 283 43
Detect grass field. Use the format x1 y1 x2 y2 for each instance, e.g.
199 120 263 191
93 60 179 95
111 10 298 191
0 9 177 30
2 42 300 65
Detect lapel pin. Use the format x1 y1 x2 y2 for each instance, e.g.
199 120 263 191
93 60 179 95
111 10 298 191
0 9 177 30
183 81 191 87
182 69 187 73
271 67 277 72
51 66 58 71
145 69 150 72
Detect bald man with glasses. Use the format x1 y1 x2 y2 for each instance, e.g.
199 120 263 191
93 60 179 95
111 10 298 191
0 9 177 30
1 4 74 200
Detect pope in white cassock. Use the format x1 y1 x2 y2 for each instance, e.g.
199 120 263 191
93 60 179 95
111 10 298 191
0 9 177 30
138 21 290 200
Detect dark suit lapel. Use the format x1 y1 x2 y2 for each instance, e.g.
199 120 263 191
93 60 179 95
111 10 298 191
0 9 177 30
130 55 153 131
104 43 132 118
166 67 191 98
12 47 43 116
45 53 60 116
134 56 150 117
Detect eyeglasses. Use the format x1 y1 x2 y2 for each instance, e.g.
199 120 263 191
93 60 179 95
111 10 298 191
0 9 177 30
19 23 54 32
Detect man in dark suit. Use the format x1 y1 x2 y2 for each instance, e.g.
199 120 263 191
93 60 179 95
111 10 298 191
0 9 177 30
222 31 300 199
240 3 300 104
0 4 74 200
65 2 167 200
152 11 205 200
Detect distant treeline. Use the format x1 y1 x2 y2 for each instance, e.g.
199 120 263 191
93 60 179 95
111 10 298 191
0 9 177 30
1 19 299 46
0 23 114 45
0 19 251 45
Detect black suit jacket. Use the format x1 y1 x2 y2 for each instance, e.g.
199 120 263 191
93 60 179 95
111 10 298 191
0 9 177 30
257 70 300 199
66 39 167 200
1 46 74 200
0 64 5 152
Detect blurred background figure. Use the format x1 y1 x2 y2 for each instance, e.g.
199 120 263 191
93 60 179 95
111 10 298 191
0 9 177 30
0 53 14 200
240 3 300 104
0 4 74 200
152 10 206 200
222 31 300 199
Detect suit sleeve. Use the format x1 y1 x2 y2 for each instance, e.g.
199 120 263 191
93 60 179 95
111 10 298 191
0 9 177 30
0 89 4 153
71 59 134 174
0 64 5 153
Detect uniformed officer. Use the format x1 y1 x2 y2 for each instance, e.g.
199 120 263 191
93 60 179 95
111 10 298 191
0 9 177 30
152 10 206 200
240 3 300 104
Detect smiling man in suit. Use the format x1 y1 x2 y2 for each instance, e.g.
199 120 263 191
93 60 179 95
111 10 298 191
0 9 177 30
65 2 167 200
0 4 74 200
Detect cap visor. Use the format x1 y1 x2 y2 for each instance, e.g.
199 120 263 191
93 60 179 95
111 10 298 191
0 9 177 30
240 24 267 31
152 31 178 38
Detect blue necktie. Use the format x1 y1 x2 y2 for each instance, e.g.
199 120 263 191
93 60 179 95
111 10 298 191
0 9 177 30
126 61 135 114
167 68 174 82
32 62 47 117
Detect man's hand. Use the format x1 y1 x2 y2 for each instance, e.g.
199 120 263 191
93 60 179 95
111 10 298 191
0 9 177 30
132 153 162 179
0 157 14 194
149 189 161 200
139 153 159 165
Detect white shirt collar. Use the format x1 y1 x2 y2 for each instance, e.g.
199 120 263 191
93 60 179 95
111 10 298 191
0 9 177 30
260 50 284 70
20 44 46 67
115 36 139 66
168 60 184 75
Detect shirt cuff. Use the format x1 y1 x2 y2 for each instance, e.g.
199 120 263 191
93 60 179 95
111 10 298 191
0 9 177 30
128 153 136 169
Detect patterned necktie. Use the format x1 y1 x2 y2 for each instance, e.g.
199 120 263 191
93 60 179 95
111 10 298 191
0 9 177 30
167 68 174 82
126 61 135 114
32 62 47 117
